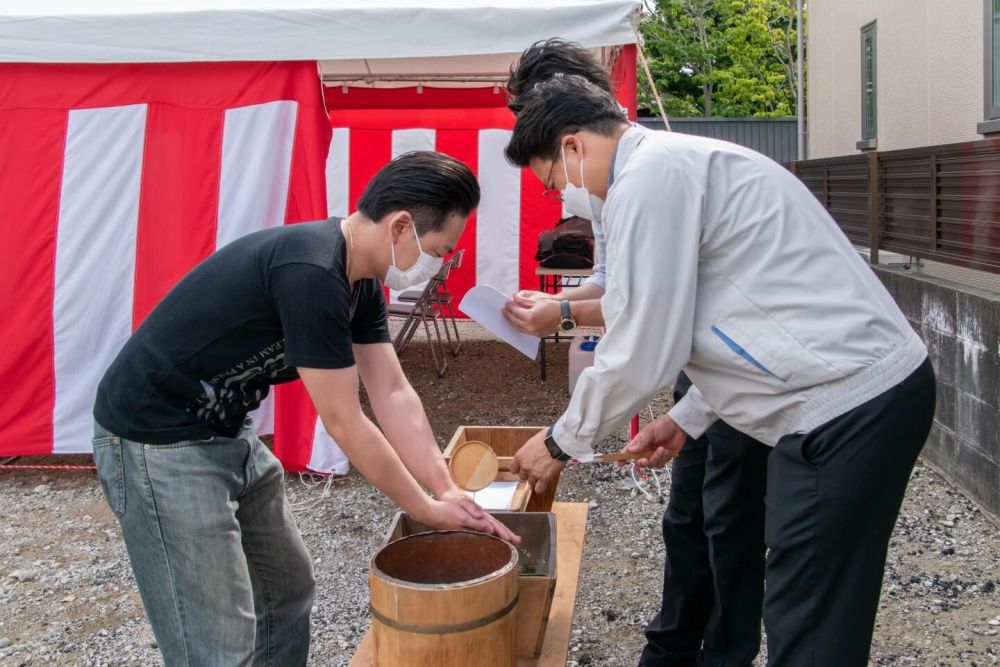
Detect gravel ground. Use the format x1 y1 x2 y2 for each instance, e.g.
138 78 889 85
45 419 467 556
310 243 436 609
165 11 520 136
1 322 998 666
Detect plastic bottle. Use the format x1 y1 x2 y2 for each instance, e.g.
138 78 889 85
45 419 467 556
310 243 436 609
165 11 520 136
568 334 600 395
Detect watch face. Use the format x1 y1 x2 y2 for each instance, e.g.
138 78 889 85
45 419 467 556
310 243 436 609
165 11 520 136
560 319 576 332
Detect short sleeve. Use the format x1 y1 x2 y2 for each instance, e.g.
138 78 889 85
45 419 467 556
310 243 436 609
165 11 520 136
270 263 356 369
350 279 391 345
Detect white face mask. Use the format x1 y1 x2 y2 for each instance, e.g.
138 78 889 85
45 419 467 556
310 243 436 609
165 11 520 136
384 224 443 290
561 144 605 222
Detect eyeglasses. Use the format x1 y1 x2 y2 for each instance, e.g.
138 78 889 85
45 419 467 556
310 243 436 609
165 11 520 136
541 148 563 201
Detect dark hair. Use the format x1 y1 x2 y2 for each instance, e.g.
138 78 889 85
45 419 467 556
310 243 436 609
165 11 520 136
358 151 480 234
504 75 628 167
507 39 613 114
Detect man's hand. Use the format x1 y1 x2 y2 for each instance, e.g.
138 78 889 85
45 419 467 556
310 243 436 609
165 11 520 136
436 488 521 544
418 491 522 545
621 415 688 468
509 429 567 494
503 293 563 336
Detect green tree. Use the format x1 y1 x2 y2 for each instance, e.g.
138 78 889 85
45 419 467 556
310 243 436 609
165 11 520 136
639 0 805 117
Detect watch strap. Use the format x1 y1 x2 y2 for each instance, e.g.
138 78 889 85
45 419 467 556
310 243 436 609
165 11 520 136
544 425 572 462
560 299 573 320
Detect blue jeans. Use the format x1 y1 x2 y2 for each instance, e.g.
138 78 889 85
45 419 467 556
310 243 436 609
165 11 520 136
93 420 315 666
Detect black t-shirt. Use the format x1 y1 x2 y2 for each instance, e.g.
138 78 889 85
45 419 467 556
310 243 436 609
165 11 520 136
94 218 389 443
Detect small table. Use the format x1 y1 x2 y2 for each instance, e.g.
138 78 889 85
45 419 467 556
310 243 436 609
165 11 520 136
348 502 589 667
535 267 593 380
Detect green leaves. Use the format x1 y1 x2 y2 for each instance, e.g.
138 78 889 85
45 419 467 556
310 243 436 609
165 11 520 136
639 0 805 117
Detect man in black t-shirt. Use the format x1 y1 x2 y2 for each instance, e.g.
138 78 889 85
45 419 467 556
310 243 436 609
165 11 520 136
92 151 518 666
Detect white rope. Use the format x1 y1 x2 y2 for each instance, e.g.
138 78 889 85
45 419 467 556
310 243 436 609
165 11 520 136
626 403 666 503
629 461 664 503
288 472 345 512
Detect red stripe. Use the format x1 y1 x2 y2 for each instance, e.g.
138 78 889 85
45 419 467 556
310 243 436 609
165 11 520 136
612 45 639 121
349 128 395 306
348 129 393 211
132 104 223 328
435 129 479 315
0 109 66 455
519 167 563 292
331 107 514 131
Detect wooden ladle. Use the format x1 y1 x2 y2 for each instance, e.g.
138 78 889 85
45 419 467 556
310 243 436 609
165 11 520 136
449 440 669 492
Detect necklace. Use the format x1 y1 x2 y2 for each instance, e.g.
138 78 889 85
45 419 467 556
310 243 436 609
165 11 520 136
344 219 355 281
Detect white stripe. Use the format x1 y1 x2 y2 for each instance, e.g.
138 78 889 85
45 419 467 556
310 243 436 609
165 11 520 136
307 416 350 475
326 127 350 218
388 129 436 303
216 101 298 249
391 128 436 156
247 393 274 436
476 129 521 294
53 104 147 453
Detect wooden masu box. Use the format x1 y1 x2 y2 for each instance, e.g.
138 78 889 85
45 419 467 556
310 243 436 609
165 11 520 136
443 426 560 513
385 511 558 659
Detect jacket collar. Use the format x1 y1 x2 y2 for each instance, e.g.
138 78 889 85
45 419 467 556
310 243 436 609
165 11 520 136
609 124 651 188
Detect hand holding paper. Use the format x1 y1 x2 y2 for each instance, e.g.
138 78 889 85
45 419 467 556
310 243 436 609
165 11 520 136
459 285 540 360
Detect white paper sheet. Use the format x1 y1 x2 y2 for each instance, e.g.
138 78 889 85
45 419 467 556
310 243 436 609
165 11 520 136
459 285 540 360
465 481 520 510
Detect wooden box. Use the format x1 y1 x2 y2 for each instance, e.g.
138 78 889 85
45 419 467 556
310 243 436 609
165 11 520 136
385 511 558 659
443 426 559 512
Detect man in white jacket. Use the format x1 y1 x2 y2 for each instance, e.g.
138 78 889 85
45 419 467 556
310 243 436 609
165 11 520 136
502 38 771 666
506 75 936 665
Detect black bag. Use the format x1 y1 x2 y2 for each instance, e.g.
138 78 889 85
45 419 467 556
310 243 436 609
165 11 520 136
535 216 595 269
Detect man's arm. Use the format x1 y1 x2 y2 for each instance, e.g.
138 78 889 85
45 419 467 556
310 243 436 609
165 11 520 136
352 343 520 543
559 280 605 302
352 342 458 497
668 383 718 440
503 293 604 335
298 365 516 541
550 157 704 461
504 221 607 334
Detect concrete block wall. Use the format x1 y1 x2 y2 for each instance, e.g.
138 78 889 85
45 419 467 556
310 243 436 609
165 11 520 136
875 266 1000 518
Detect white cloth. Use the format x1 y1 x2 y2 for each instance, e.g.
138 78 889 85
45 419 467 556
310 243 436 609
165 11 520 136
553 125 927 460
0 1 640 64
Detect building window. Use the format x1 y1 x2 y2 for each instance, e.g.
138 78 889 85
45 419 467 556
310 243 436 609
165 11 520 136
857 22 877 150
980 0 1000 133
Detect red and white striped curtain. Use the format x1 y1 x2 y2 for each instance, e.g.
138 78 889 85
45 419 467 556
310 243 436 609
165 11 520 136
0 48 636 472
324 105 563 309
0 61 334 471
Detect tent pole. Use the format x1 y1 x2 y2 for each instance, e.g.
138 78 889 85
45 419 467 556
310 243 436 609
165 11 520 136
797 0 806 161
636 46 670 131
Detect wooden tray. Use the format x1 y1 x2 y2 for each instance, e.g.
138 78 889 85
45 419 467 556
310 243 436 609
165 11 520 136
349 502 588 667
443 426 557 512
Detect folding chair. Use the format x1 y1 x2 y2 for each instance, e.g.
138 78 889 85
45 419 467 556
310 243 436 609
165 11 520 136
398 248 464 356
389 259 453 377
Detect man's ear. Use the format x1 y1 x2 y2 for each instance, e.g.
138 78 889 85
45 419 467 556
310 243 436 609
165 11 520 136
386 210 414 242
562 133 582 158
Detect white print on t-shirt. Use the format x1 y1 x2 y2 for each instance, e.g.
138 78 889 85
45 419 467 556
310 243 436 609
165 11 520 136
188 341 289 428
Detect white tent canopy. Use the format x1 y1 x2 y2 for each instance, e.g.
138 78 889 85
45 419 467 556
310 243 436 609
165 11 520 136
0 1 641 82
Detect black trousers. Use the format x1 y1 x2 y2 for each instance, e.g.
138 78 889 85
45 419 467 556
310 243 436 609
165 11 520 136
640 374 771 667
763 358 936 666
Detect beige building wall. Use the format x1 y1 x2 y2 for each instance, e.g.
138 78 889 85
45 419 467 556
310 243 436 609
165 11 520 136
808 0 983 159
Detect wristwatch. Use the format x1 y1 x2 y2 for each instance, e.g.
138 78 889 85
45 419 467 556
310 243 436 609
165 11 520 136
544 425 572 462
558 300 577 333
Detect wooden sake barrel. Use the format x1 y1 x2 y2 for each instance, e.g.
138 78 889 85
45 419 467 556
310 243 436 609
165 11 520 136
369 530 519 667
